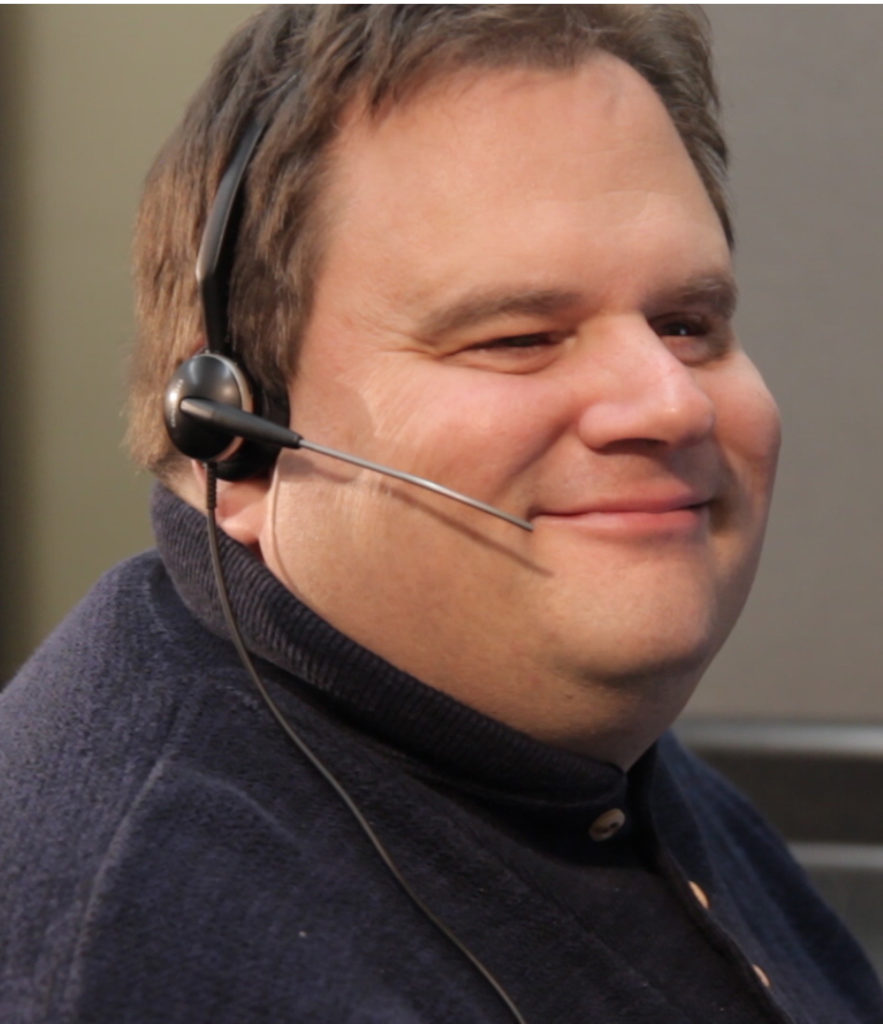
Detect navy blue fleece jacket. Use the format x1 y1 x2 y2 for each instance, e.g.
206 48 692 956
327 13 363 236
1 486 881 1023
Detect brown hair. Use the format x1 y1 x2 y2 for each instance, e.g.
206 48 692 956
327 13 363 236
129 4 729 483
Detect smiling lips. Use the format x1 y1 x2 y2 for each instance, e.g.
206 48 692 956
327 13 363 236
533 492 714 535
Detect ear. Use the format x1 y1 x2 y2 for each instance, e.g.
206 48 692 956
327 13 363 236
188 460 270 555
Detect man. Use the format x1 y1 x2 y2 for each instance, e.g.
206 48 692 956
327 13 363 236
2 6 881 1023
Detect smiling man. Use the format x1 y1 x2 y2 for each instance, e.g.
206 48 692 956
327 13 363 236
1 6 881 1024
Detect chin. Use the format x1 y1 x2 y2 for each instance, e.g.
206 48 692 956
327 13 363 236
578 630 719 695
540 577 732 697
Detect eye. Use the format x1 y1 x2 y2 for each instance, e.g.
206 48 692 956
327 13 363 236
452 331 566 373
655 314 706 338
476 332 560 350
651 313 732 364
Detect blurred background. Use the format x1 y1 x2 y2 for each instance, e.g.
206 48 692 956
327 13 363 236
0 4 881 967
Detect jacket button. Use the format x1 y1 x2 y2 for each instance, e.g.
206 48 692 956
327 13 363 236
588 808 626 841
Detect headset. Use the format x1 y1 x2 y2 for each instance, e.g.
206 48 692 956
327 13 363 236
162 115 287 481
160 90 530 1024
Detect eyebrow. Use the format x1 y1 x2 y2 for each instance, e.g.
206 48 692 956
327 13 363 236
413 274 738 341
414 287 584 340
655 274 739 320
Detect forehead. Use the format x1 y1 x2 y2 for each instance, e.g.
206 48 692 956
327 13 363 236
310 56 728 327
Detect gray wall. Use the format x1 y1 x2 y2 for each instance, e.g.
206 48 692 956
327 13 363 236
1 6 881 724
692 6 883 720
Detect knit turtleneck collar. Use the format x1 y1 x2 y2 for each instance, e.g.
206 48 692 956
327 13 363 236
152 484 646 829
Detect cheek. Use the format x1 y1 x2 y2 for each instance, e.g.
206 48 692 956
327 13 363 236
711 358 781 507
369 366 567 487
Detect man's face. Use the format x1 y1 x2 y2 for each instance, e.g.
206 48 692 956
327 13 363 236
253 57 780 756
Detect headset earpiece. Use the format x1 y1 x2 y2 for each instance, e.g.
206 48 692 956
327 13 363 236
163 351 287 480
164 352 252 462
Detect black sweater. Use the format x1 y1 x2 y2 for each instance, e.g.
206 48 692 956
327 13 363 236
1 486 881 1023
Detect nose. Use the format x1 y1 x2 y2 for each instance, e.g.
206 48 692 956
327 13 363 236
574 316 716 452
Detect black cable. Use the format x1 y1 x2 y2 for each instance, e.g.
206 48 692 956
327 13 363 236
203 464 528 1024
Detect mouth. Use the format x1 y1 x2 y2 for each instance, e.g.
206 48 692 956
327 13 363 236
532 494 713 537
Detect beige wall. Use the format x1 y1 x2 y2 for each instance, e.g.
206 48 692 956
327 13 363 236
1 6 881 723
0 5 254 676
